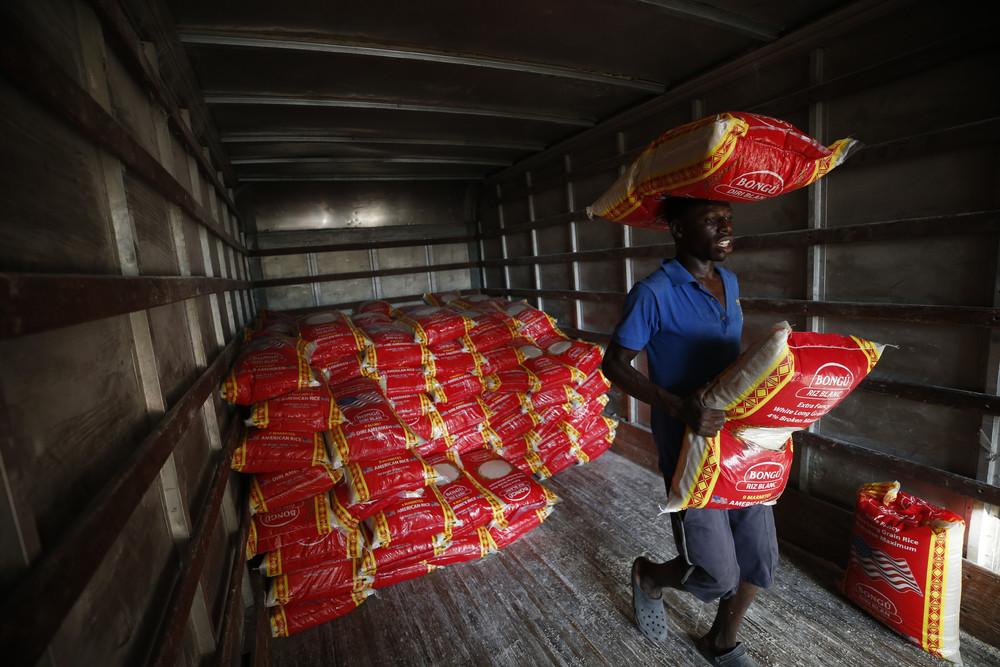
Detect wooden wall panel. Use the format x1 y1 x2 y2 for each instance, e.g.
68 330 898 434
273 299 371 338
49 481 178 666
0 318 148 545
0 80 119 274
148 301 199 406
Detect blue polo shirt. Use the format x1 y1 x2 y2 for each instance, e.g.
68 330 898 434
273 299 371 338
612 259 743 476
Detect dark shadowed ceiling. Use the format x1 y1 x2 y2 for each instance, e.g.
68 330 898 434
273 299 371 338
147 0 850 188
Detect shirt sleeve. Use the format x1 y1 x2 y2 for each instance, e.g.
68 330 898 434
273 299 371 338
611 281 659 352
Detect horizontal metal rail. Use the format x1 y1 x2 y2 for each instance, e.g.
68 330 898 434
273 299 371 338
0 273 251 340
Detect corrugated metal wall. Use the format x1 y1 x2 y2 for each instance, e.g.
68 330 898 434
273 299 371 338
479 1 1000 565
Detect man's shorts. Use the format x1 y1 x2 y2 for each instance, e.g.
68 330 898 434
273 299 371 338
667 487 778 602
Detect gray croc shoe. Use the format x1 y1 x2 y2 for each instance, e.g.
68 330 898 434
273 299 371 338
698 641 760 666
631 557 668 642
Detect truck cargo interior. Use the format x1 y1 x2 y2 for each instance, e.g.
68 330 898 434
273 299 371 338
2 1 999 665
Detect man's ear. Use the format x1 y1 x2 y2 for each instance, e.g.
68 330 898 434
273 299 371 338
668 219 681 238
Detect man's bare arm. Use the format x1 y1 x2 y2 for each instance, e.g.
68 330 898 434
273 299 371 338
601 340 725 437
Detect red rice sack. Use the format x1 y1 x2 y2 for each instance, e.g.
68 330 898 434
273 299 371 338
485 367 541 394
430 374 486 405
364 485 459 549
588 111 860 228
371 560 440 590
575 415 619 464
490 409 541 443
352 315 429 369
331 483 424 534
356 299 395 315
844 481 964 663
480 345 532 375
231 429 330 473
250 464 343 515
489 504 555 549
246 308 299 340
322 352 369 384
461 448 558 529
298 310 371 366
246 378 346 431
396 306 475 347
389 392 436 421
495 302 560 343
437 397 490 435
221 336 319 405
423 290 466 307
260 529 365 576
399 410 447 443
480 392 525 422
378 367 436 399
426 525 498 566
344 451 442 505
523 355 586 388
267 559 373 607
545 339 604 377
667 323 885 511
577 369 612 400
269 590 372 637
426 349 485 379
525 385 584 413
466 317 516 352
430 452 496 538
328 377 419 464
246 494 336 559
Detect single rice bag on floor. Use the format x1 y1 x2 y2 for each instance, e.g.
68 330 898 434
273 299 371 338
843 481 964 663
231 429 330 473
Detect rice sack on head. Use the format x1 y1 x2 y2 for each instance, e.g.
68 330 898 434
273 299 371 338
588 111 860 228
665 322 885 512
843 482 964 663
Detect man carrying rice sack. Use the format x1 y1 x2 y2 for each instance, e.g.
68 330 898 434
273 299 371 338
603 197 771 667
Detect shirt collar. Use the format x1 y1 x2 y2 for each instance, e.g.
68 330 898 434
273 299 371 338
661 258 697 286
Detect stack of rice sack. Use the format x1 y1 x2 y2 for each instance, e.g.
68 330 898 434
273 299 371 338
220 295 617 637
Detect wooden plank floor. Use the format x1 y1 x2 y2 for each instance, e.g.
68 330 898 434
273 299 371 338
272 450 1000 666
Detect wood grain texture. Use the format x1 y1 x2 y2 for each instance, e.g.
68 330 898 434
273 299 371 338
271 451 1000 666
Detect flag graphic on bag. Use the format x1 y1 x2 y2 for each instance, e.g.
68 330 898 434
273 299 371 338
850 535 922 596
843 481 964 663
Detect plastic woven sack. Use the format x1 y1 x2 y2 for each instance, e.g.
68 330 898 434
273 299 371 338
843 481 964 663
666 322 885 511
588 111 859 228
